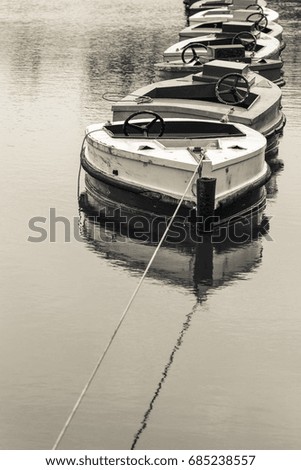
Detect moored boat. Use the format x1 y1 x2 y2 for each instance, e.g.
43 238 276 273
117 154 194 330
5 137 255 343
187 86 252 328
189 7 279 24
179 18 284 50
186 0 267 15
154 41 285 87
163 30 281 63
81 115 269 224
112 60 285 158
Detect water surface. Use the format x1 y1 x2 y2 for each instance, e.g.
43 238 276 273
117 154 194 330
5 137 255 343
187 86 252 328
0 0 301 450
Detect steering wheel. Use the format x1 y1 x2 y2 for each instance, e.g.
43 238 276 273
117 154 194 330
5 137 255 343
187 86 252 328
215 73 250 105
181 43 208 64
123 111 165 137
232 31 257 52
246 12 268 31
246 3 264 14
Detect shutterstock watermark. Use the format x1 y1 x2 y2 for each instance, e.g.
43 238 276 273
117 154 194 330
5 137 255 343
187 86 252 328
28 208 83 243
27 207 273 245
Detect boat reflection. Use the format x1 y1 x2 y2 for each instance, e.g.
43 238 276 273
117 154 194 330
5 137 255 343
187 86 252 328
77 133 284 448
78 184 270 301
78 186 271 448
265 158 284 201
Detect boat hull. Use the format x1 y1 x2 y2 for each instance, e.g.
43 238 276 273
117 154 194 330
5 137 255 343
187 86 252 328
82 121 270 217
189 8 279 24
154 60 285 87
179 23 284 47
186 0 267 14
163 33 282 62
81 171 268 232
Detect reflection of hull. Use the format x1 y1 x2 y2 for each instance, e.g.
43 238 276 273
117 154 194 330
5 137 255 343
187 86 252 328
79 190 265 299
155 31 284 86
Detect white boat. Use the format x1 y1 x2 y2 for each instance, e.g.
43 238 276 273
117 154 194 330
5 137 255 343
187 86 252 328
154 41 285 87
81 116 269 220
179 18 284 50
80 192 267 293
163 31 281 62
189 7 279 25
112 60 285 158
186 0 267 15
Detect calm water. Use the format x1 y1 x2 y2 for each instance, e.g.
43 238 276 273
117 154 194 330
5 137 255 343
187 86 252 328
1 0 301 450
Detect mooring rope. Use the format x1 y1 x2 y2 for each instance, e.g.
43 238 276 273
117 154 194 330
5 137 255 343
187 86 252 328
53 147 203 450
131 300 199 449
102 92 153 103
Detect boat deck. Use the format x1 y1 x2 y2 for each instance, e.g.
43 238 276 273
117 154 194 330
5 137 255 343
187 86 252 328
163 33 281 61
111 66 282 135
179 21 283 43
86 120 266 171
189 7 279 24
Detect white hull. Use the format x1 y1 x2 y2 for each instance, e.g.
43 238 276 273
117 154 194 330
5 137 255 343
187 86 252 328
82 119 268 210
163 33 281 62
179 23 284 47
187 0 267 14
155 33 284 85
189 8 279 24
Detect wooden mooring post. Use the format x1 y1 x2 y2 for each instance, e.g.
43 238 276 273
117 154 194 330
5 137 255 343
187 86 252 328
196 176 217 232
